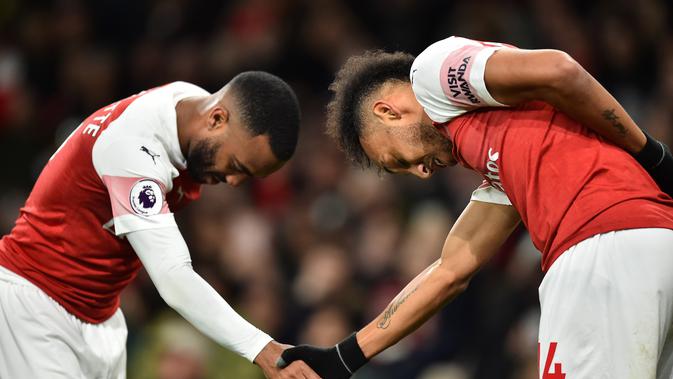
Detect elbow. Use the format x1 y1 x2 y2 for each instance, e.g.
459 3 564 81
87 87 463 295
161 292 183 311
452 273 472 295
435 265 473 300
157 281 183 310
152 267 192 311
545 50 585 97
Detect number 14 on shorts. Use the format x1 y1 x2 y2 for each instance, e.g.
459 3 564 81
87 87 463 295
538 342 566 379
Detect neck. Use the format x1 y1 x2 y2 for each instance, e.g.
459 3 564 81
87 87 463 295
176 97 207 157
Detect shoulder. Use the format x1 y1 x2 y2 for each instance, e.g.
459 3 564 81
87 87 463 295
168 81 210 98
116 82 208 123
92 135 176 188
413 36 479 68
412 36 485 77
411 36 506 91
413 36 513 69
411 36 511 122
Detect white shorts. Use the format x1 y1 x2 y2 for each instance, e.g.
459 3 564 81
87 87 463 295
538 228 673 379
0 266 127 379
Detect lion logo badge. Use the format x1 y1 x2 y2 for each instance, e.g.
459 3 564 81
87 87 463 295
130 179 163 216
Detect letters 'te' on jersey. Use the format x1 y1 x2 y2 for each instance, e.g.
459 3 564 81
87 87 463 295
0 82 206 323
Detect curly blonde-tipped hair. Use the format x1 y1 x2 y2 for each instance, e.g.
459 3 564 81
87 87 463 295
326 51 415 167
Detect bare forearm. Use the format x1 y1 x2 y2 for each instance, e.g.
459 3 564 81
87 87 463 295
277 203 520 376
487 49 647 154
356 261 467 358
542 65 646 153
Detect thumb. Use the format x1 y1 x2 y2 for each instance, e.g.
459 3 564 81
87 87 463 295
276 347 297 368
275 356 288 369
276 345 307 368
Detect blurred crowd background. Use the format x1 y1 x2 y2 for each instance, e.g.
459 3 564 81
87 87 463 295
2 0 673 378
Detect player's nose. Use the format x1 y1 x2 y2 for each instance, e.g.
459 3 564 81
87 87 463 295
412 163 434 179
225 174 248 187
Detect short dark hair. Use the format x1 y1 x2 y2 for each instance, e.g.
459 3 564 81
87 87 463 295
229 71 301 161
326 51 415 167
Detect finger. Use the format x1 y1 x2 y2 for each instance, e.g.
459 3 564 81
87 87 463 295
287 361 320 379
295 361 321 379
278 363 308 379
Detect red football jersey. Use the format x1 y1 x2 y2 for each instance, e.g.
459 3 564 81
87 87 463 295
0 82 205 323
412 36 673 271
438 102 673 270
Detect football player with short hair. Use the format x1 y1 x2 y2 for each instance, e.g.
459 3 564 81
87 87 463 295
0 72 319 379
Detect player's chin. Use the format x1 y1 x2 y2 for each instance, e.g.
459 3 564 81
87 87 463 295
187 166 209 184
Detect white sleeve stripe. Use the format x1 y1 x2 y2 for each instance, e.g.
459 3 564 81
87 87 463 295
470 186 512 206
470 47 507 107
112 213 177 236
336 344 354 374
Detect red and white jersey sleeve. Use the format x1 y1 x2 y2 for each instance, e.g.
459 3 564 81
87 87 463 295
89 82 205 236
411 36 513 123
93 137 177 236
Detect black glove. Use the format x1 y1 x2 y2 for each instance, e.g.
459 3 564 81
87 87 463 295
634 130 673 198
276 333 368 379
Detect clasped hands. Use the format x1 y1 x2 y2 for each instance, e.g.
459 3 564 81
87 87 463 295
257 333 367 379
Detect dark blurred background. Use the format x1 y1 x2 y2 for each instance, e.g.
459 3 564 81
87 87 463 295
2 0 672 378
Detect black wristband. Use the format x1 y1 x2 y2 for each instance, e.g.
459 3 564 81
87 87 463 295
631 130 673 198
634 130 666 170
335 333 368 374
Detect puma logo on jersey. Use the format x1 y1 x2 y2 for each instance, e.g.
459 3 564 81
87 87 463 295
484 148 505 192
140 146 160 164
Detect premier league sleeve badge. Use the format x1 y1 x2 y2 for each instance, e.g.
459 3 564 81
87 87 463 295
129 179 164 216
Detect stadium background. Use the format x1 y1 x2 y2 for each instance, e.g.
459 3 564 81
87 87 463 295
1 0 672 378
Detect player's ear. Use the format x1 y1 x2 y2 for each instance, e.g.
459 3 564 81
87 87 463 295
373 100 401 122
207 106 230 130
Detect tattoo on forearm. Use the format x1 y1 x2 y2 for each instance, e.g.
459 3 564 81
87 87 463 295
377 286 420 329
601 109 628 137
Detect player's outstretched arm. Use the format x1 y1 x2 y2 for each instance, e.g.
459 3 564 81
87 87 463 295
483 48 673 196
126 226 320 379
278 201 521 378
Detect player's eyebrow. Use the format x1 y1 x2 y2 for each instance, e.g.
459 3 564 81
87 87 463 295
376 156 393 174
393 156 411 169
380 165 395 174
378 154 409 174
